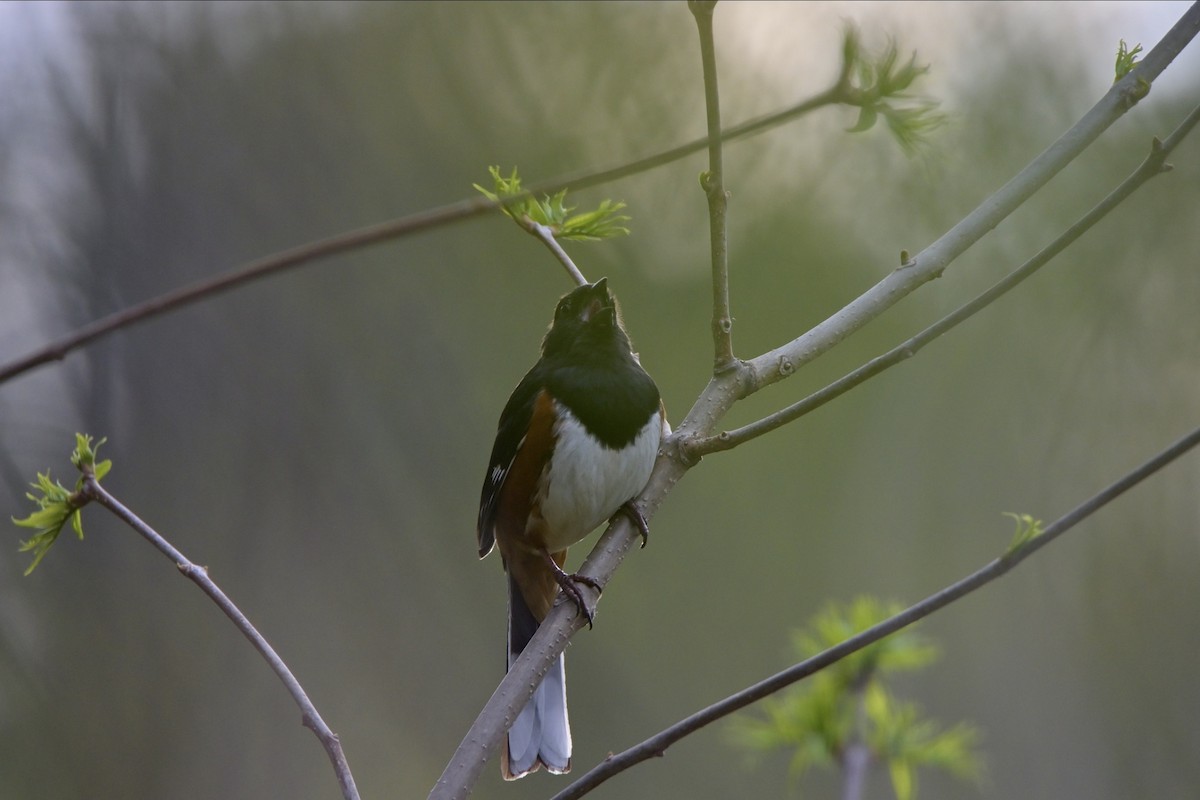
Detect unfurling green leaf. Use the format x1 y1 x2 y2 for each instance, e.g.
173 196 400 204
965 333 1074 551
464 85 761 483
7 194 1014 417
474 165 630 241
867 688 985 791
1003 512 1044 555
12 433 111 574
13 471 82 575
1114 39 1143 82
472 164 519 211
841 30 946 154
847 106 878 133
880 101 947 156
840 25 861 78
890 758 915 800
559 199 630 241
70 433 108 475
731 596 984 798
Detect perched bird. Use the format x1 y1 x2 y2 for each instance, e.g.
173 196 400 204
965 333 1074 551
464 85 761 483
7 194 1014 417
477 278 663 780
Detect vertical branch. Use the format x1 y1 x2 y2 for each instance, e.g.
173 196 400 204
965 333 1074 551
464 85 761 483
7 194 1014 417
840 677 871 800
690 0 735 373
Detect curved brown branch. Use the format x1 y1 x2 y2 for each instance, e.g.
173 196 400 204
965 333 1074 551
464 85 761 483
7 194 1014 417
550 424 1200 800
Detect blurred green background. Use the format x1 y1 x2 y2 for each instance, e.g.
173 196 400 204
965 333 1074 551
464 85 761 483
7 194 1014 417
1 2 1198 798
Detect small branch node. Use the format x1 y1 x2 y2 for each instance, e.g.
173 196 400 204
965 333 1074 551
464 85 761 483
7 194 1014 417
669 433 704 469
712 354 744 380
1120 76 1152 109
1147 136 1175 174
777 355 796 377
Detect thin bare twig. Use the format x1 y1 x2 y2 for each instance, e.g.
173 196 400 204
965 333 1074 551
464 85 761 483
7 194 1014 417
527 221 589 286
690 103 1200 457
690 0 735 373
671 4 1199 451
550 424 1200 800
732 2 1200 398
0 75 856 388
430 7 1200 798
81 477 360 800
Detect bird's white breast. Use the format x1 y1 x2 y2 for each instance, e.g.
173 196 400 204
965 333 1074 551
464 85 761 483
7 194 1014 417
537 407 661 552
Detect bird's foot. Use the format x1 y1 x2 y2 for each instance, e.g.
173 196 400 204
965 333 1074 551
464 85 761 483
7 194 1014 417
612 499 651 548
542 552 602 628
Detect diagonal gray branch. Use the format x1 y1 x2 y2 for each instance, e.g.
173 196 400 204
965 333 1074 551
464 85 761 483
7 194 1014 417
736 2 1200 399
692 103 1200 456
428 5 1200 798
671 0 1200 445
550 424 1200 800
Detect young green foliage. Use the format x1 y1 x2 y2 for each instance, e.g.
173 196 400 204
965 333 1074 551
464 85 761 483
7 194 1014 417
730 597 984 799
12 434 110 575
794 597 939 685
842 30 947 155
865 682 983 800
1114 39 1143 82
1003 511 1044 555
474 166 630 241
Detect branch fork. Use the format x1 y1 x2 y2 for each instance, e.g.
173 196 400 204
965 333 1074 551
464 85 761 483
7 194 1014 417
447 5 1200 797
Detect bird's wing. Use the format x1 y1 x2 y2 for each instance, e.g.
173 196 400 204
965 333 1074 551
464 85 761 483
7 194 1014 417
478 366 546 558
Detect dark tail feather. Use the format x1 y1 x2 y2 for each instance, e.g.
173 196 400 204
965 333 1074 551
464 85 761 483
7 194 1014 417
502 573 572 779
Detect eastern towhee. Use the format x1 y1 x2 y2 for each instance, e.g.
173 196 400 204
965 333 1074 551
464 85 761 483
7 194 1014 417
477 278 664 779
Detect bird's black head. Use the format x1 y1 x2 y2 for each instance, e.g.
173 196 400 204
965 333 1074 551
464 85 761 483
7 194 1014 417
541 278 632 360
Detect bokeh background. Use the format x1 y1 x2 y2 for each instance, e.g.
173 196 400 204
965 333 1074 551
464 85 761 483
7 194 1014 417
1 2 1198 798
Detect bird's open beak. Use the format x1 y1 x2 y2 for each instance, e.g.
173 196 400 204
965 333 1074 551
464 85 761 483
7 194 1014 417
581 278 611 322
